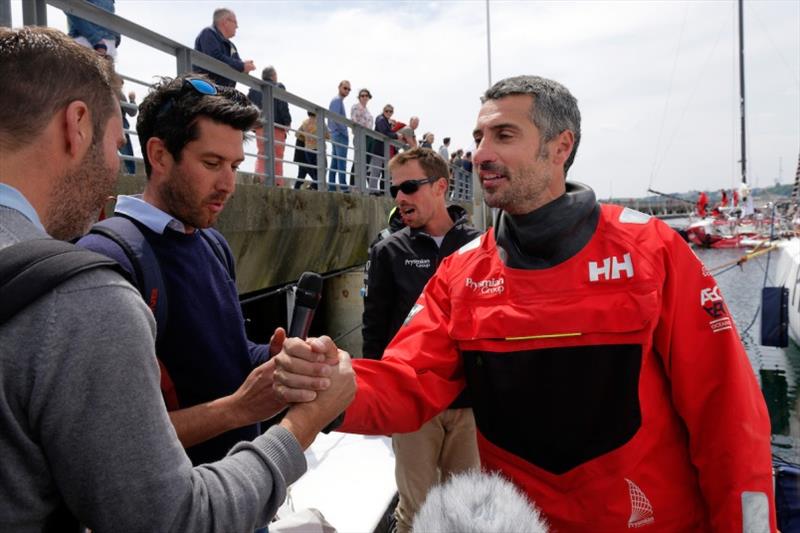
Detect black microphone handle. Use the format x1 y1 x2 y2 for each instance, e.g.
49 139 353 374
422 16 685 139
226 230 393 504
288 306 315 340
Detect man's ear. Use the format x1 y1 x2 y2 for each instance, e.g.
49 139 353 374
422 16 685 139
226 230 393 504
550 129 575 168
436 176 449 196
146 137 172 176
63 100 93 163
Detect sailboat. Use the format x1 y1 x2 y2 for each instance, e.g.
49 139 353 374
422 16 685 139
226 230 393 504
681 0 774 249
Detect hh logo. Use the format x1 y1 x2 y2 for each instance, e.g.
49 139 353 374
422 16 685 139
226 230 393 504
589 253 634 282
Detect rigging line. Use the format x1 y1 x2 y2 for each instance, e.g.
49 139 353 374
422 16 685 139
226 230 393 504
647 2 690 191
650 13 730 185
741 303 761 336
751 4 800 90
239 265 364 305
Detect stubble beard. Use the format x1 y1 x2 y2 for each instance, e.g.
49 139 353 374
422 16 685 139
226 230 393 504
159 165 224 230
483 154 552 216
47 142 117 241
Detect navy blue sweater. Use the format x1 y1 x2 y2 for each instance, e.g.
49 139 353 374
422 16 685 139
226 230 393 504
79 223 269 465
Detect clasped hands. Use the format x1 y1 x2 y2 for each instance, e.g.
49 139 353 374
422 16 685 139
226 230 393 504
273 336 356 447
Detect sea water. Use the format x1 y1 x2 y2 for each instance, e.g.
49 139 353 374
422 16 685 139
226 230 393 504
694 245 800 464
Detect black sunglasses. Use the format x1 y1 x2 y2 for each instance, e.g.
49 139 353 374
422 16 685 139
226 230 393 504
390 176 439 198
157 78 218 117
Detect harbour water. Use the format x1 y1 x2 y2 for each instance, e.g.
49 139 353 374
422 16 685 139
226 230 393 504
693 244 800 464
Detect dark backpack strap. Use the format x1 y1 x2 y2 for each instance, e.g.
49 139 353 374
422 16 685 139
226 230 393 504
88 217 168 346
0 239 119 324
199 227 235 279
86 217 180 411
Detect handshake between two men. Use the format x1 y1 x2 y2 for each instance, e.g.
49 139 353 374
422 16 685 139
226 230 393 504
274 336 356 449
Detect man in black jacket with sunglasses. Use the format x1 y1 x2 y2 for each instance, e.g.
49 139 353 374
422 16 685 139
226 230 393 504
361 147 481 533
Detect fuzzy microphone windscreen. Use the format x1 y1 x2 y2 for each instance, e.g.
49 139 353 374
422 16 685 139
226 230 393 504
412 470 549 533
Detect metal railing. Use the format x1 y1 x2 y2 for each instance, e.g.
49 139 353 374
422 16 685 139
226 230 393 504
16 0 474 200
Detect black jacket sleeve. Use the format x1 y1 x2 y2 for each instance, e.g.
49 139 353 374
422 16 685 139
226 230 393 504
275 83 292 127
361 242 394 359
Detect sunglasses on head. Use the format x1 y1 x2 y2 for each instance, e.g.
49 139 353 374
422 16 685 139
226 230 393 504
157 78 218 117
390 176 439 198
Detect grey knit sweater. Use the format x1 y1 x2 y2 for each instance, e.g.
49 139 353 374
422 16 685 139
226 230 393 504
0 205 306 532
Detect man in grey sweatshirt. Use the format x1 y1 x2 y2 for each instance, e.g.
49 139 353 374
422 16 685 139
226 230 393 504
0 26 354 532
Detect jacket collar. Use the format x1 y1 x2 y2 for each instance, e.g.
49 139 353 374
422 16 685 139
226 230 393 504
408 204 470 240
494 181 599 269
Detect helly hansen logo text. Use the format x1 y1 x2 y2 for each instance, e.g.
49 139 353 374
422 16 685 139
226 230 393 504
465 277 505 294
589 253 634 282
405 258 431 268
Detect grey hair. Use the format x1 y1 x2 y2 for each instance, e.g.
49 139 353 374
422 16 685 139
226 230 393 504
482 75 581 174
213 8 234 25
261 65 276 82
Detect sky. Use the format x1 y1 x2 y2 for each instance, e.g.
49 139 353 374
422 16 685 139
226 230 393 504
9 0 800 199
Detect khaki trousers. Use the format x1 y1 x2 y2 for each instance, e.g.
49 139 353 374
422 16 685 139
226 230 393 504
392 408 480 533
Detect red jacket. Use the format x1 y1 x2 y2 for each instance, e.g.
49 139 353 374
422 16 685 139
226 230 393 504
342 204 775 531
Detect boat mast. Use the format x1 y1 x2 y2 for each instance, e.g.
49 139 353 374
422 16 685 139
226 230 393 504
738 0 747 185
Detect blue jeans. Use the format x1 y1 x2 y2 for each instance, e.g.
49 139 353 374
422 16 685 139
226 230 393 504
328 132 349 191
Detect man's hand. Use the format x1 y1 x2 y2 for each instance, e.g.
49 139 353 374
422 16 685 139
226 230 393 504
268 327 286 358
228 359 283 427
273 336 339 404
169 357 290 448
279 337 356 448
243 59 256 73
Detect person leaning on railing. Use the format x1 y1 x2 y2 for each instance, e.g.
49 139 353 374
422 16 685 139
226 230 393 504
294 111 330 190
248 66 292 184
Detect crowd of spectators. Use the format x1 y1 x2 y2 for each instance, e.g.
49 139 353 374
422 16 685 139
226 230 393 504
66 4 474 194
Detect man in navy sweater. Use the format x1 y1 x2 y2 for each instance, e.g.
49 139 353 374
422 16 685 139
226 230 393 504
194 8 255 87
78 75 300 465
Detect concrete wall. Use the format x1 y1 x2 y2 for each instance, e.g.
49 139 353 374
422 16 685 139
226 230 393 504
113 174 394 294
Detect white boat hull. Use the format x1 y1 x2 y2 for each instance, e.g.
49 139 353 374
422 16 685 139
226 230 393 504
770 238 800 345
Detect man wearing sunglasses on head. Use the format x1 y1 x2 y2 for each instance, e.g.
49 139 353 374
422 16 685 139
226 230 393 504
361 147 481 533
78 75 336 468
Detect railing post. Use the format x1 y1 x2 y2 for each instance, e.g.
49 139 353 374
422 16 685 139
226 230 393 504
22 0 47 25
175 47 192 76
262 82 276 187
383 142 392 195
1 0 12 28
316 112 328 192
354 127 367 191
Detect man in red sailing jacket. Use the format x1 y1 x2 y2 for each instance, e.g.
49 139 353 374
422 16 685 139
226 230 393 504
274 75 776 531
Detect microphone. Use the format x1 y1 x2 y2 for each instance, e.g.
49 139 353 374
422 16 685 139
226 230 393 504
288 272 323 339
